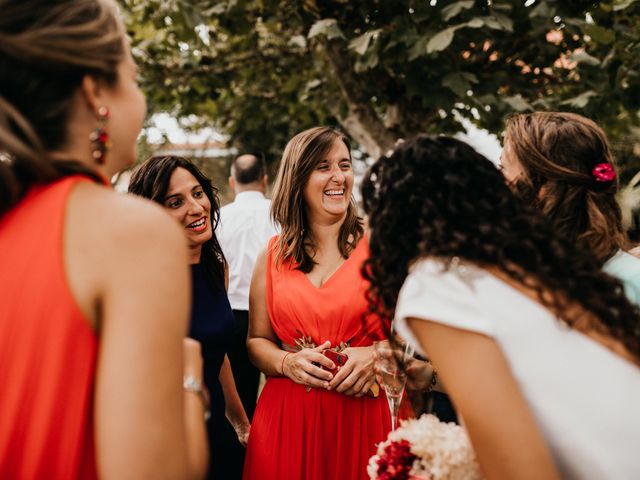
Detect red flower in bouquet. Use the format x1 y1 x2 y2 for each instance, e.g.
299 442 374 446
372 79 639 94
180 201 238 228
368 415 483 480
376 440 417 480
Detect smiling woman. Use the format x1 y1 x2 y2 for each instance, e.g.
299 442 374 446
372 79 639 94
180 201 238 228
128 156 224 276
163 166 213 260
302 140 354 220
244 127 390 480
129 155 251 479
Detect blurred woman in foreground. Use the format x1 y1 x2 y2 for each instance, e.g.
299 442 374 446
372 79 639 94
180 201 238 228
0 1 207 477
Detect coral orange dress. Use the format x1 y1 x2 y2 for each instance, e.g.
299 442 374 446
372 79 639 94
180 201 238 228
243 236 391 480
0 176 98 478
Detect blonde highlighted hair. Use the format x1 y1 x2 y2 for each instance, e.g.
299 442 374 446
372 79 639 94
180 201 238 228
271 126 364 272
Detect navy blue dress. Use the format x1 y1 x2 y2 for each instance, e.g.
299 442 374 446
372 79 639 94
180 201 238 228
189 264 235 479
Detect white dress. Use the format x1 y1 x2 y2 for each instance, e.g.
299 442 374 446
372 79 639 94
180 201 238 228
393 258 640 480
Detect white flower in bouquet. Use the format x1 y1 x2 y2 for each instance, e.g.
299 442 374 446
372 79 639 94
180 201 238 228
367 414 484 480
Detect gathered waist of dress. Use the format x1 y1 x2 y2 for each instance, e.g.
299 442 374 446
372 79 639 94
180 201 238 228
280 333 381 398
280 330 380 353
281 341 351 354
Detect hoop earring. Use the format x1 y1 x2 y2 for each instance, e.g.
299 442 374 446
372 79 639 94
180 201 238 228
90 106 111 165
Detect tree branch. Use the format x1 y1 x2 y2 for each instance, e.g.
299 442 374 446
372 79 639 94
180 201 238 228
323 39 397 158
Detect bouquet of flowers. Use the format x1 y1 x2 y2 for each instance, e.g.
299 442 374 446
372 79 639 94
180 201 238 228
367 414 484 480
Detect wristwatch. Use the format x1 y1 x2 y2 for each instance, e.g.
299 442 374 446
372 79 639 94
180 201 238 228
183 375 211 421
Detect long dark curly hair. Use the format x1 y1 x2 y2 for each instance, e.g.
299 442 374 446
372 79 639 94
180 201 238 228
361 135 640 363
128 155 226 291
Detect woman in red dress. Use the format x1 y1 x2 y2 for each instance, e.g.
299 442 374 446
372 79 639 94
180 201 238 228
0 1 207 477
244 127 391 480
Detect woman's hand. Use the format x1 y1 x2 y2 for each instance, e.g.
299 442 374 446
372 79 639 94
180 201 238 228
328 345 376 397
372 346 437 392
371 340 435 391
406 358 437 391
232 421 251 447
219 355 251 448
283 340 335 389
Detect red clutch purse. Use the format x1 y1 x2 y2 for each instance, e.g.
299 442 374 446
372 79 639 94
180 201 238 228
322 349 348 375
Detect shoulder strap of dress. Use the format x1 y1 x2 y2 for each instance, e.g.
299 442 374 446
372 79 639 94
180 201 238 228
22 175 95 229
266 233 279 264
52 174 95 196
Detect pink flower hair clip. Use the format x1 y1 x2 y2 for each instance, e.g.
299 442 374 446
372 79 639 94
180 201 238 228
592 163 616 183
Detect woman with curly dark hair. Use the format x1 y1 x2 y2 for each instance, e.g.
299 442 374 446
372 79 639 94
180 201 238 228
362 135 640 479
502 112 640 303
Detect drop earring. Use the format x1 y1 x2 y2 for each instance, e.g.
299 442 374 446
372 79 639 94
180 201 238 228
90 106 111 165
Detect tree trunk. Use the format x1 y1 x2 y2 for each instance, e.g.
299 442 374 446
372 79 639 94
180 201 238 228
324 40 397 159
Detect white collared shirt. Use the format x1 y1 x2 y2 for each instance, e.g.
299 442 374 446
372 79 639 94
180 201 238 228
218 191 278 310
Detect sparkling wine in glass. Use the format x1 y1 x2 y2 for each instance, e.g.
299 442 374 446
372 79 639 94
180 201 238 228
380 365 407 431
374 339 414 431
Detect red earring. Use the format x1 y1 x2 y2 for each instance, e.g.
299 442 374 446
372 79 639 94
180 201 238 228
90 106 111 165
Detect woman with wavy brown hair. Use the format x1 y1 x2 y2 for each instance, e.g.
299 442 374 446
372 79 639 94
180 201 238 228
244 126 390 479
502 111 640 302
362 135 640 479
0 1 207 478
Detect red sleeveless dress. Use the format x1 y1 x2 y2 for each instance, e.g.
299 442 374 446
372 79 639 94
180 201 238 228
243 236 391 480
0 176 98 478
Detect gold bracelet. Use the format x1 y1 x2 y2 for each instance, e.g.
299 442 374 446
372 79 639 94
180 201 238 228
281 352 292 376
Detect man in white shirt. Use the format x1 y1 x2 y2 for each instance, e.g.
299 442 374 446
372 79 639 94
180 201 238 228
218 153 278 421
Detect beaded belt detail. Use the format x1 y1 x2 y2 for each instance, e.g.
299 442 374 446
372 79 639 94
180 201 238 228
281 331 380 397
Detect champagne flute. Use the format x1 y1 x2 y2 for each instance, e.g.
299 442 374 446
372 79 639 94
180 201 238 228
374 339 414 431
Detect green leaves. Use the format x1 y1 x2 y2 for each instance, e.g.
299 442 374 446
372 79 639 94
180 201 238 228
571 50 601 66
492 12 514 32
503 95 533 112
584 24 616 45
561 90 597 108
427 27 456 53
426 18 485 54
529 2 555 18
442 72 479 96
308 19 345 40
466 18 484 28
613 0 638 11
349 29 382 55
120 0 640 166
441 1 474 21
